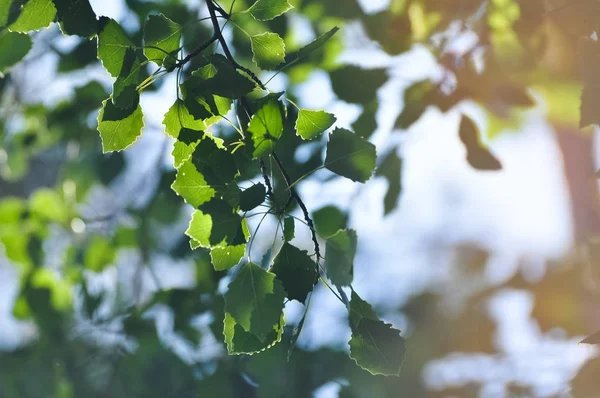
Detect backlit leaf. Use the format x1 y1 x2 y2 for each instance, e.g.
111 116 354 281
163 99 208 139
247 99 285 158
325 128 377 183
282 26 339 68
186 200 245 248
0 30 32 76
224 312 284 355
296 109 336 140
97 98 144 153
251 32 285 70
143 14 181 66
348 290 406 376
171 159 215 208
248 0 293 21
210 244 246 271
312 205 347 238
9 0 56 32
97 17 136 77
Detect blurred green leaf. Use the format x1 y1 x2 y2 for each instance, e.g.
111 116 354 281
84 235 115 272
325 229 356 286
376 150 402 215
330 66 387 104
282 26 339 67
312 205 346 238
29 188 67 223
458 115 502 171
0 30 32 76
283 216 294 242
324 128 377 183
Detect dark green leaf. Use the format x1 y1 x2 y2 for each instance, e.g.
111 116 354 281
312 205 346 238
251 32 285 70
352 100 378 138
52 0 97 37
325 229 357 286
458 115 502 171
224 312 284 355
283 216 294 242
394 80 432 129
0 30 31 76
248 0 293 21
240 183 266 211
112 47 142 108
324 128 377 183
163 99 208 139
271 242 318 303
282 26 339 67
97 17 136 77
296 109 336 140
8 0 56 32
348 290 406 376
184 54 255 99
143 14 181 66
330 66 386 104
224 262 286 341
97 98 144 153
376 150 402 215
191 137 238 186
247 99 285 158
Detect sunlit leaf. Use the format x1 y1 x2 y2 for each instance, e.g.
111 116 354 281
171 159 216 208
29 188 68 223
186 200 245 248
271 243 318 303
348 290 406 376
97 17 136 77
247 99 285 158
296 109 336 140
84 235 115 272
325 229 357 286
251 32 285 70
9 0 56 32
325 128 377 183
163 99 208 139
248 0 293 21
223 312 285 355
144 14 181 66
97 98 144 153
210 244 246 271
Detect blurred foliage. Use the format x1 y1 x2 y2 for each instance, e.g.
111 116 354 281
1 0 600 396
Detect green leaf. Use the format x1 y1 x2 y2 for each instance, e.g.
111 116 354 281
247 99 285 158
324 128 377 183
191 138 238 186
296 109 336 140
271 243 318 303
52 0 97 37
0 30 32 76
283 216 294 242
171 158 215 208
312 205 347 238
84 235 115 272
143 14 181 66
325 229 357 286
330 66 386 104
8 0 56 32
224 262 286 341
248 0 293 21
112 47 143 108
186 200 245 248
251 32 285 70
210 244 246 271
393 80 432 129
376 150 402 215
282 26 339 67
348 290 406 376
172 140 198 168
239 183 266 211
183 54 255 99
458 115 502 171
224 312 285 355
97 98 144 153
353 100 378 138
97 17 136 77
0 197 25 224
29 188 68 223
163 99 208 139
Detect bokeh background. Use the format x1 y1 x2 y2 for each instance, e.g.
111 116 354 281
2 0 600 396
